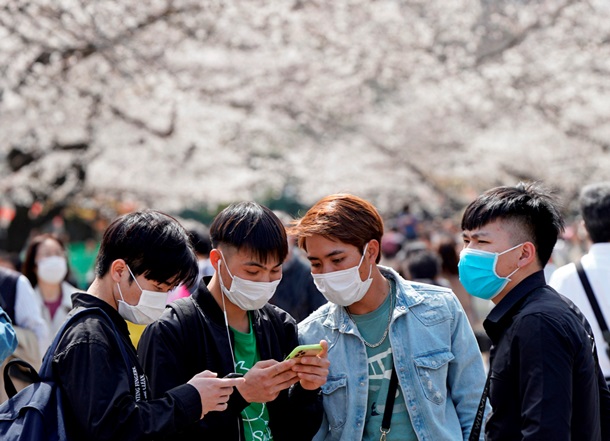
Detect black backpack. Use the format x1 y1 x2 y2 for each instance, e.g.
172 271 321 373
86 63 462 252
0 307 130 440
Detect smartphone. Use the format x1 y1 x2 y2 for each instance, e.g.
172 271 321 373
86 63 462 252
285 344 323 360
223 373 244 378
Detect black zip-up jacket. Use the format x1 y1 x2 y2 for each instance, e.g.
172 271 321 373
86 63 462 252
52 293 202 440
483 271 610 441
138 281 323 441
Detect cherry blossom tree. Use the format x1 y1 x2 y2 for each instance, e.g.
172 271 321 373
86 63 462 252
1 0 609 249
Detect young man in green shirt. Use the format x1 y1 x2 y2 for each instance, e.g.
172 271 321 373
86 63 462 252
139 202 329 440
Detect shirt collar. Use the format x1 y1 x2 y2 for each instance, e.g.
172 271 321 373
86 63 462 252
484 270 546 342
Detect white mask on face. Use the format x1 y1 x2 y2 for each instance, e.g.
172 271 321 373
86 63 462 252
311 243 373 307
116 265 168 325
37 256 68 284
218 252 281 311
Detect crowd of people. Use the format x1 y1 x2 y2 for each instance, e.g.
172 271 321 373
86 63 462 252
0 181 608 440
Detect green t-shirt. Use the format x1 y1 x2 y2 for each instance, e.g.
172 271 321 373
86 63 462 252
231 315 273 441
349 279 417 441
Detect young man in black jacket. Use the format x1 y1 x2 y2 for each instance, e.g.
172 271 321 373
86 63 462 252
51 210 243 440
459 183 610 440
139 202 329 441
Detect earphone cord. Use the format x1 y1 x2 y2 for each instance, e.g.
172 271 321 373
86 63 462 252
220 281 255 439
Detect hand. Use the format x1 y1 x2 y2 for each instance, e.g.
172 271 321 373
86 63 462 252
187 370 245 418
237 359 299 403
291 340 330 390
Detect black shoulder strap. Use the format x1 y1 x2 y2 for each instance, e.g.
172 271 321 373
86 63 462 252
469 370 491 441
40 307 132 378
380 367 399 440
576 261 610 349
172 297 214 368
4 307 132 398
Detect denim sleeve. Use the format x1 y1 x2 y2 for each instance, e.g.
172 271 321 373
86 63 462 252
0 307 18 364
446 294 490 441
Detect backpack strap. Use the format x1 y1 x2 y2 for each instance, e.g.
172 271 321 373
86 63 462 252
575 261 610 358
4 307 132 398
39 307 132 379
3 359 42 398
170 297 215 369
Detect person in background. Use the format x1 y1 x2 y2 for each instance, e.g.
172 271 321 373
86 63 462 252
139 202 328 440
0 305 17 365
22 234 78 345
183 219 215 290
459 182 610 440
402 248 444 286
0 265 49 364
291 193 488 441
0 251 21 272
50 210 243 440
166 219 215 305
550 182 610 384
269 211 326 322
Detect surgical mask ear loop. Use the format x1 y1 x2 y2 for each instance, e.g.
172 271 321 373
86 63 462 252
494 243 524 279
119 265 144 301
116 283 126 302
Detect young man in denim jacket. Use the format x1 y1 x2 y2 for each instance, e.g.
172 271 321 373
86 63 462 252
291 194 488 441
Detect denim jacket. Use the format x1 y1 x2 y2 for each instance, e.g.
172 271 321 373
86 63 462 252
298 266 488 441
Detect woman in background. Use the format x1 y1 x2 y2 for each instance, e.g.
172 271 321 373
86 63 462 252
22 234 77 345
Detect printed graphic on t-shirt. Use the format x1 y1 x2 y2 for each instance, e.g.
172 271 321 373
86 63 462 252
231 316 273 441
363 347 416 440
235 361 273 441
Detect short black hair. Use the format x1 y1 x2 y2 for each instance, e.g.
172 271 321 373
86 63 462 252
580 182 610 243
210 202 288 264
181 219 212 257
95 210 198 288
461 182 564 267
405 249 440 281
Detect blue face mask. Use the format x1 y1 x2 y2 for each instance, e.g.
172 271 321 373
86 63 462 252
458 243 523 300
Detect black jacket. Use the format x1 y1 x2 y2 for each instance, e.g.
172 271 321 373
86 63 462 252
484 271 610 441
138 281 323 441
52 293 201 440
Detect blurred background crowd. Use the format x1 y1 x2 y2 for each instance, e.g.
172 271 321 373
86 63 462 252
0 196 592 371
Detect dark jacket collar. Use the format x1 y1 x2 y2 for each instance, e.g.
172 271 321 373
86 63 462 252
483 270 546 343
192 277 228 326
71 291 131 337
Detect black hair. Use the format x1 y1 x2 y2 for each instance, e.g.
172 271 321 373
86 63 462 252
181 219 212 257
405 249 440 281
210 202 288 264
580 182 610 243
95 210 198 288
461 182 564 267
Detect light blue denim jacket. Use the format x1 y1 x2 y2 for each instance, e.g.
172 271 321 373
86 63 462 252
298 266 488 441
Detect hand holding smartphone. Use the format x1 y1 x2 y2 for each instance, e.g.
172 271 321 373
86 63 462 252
285 344 323 360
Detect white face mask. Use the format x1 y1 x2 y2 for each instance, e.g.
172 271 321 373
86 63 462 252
311 243 373 307
116 265 168 325
218 252 281 311
37 256 68 284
